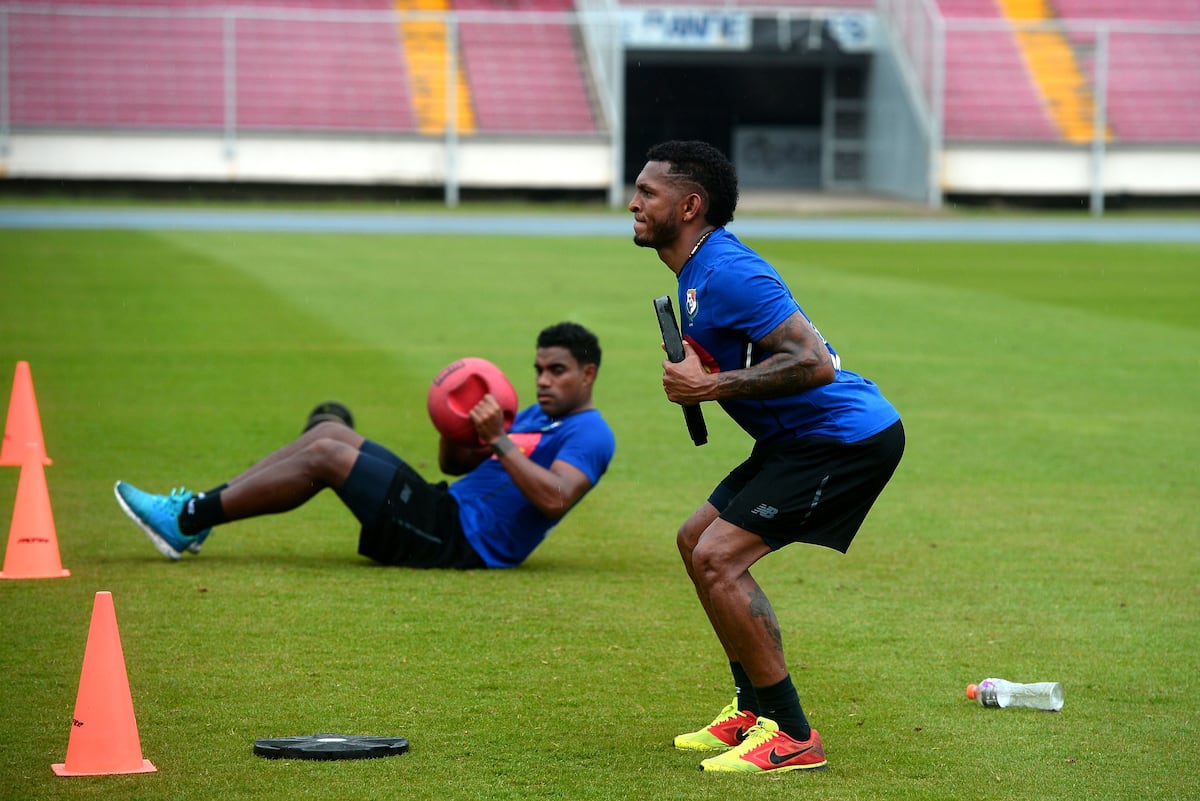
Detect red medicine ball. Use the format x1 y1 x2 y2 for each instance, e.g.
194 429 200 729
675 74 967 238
427 357 518 445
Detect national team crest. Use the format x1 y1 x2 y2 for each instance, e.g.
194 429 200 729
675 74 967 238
685 288 699 318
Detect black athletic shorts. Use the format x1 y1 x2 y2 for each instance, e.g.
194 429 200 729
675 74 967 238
708 420 904 554
343 440 485 569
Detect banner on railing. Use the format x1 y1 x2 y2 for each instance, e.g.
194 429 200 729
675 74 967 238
622 9 750 50
827 12 879 53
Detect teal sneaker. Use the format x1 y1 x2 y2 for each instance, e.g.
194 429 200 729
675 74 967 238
113 481 209 560
185 526 210 554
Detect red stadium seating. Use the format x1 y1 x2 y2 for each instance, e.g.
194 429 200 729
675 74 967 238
234 14 416 131
6 0 1196 144
1053 1 1200 142
935 0 1199 143
8 0 415 132
7 0 601 134
936 1 1059 140
10 12 225 128
1051 1 1200 22
936 0 1002 17
453 0 598 133
617 0 871 5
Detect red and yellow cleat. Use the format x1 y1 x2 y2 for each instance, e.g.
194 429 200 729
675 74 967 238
673 700 757 751
698 717 827 773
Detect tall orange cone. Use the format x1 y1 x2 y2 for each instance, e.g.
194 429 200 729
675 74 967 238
1 361 52 466
53 591 157 776
0 447 69 579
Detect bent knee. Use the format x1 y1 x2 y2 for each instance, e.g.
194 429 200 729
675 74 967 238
690 540 733 586
307 421 362 445
304 436 346 460
676 516 712 562
677 505 719 555
676 522 696 555
689 527 770 588
301 437 361 482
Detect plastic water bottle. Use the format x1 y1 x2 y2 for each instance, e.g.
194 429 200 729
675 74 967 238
966 678 1063 711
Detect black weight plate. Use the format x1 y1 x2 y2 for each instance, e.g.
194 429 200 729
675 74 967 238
253 733 409 761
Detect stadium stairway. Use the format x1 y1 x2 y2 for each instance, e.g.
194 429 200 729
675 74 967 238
394 0 477 134
939 0 1059 140
1053 0 1200 143
994 0 1109 143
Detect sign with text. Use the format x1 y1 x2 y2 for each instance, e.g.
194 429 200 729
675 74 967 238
622 9 750 50
827 12 879 53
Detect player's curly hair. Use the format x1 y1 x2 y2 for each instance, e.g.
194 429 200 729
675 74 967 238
645 140 739 228
538 322 602 368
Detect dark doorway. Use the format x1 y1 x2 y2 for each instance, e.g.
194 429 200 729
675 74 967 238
623 60 824 184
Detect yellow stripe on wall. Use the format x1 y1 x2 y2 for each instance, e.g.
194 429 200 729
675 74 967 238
394 0 476 134
996 0 1109 143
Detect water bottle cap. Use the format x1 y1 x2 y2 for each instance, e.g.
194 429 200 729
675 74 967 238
966 683 978 700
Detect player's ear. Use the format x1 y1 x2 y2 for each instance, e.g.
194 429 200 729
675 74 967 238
580 363 598 387
680 191 704 222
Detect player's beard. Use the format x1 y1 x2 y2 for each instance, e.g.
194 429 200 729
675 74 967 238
633 215 681 250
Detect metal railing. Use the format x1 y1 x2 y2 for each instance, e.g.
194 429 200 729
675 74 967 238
0 4 611 138
880 0 1200 210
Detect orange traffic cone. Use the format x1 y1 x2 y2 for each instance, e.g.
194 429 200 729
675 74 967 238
52 591 157 776
0 448 69 579
1 361 52 466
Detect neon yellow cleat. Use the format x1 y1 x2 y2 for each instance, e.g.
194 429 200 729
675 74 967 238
673 700 757 751
698 717 827 773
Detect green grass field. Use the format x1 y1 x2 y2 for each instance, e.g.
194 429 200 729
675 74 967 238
0 218 1197 801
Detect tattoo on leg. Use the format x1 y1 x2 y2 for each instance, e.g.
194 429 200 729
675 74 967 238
747 584 784 653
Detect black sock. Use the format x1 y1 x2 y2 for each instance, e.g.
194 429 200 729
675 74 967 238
755 674 811 741
179 487 227 535
731 662 760 715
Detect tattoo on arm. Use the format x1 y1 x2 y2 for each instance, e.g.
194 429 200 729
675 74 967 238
747 584 784 654
714 313 834 400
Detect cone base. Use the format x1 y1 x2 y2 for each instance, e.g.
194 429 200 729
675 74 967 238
0 568 70 580
52 759 157 777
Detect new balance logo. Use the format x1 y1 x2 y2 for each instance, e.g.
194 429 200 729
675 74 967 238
750 503 779 519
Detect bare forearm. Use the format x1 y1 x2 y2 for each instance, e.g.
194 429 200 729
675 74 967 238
664 311 837 405
711 351 834 401
491 435 587 519
713 311 835 400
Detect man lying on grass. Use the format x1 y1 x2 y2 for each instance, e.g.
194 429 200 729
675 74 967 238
114 322 615 569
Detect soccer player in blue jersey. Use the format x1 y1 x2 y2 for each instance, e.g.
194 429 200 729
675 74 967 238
114 322 615 570
630 141 904 774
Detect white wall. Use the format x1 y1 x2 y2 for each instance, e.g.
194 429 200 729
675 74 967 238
943 144 1200 196
4 130 1197 200
0 132 612 189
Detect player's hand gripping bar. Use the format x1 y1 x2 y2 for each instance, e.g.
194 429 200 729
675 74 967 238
654 296 708 446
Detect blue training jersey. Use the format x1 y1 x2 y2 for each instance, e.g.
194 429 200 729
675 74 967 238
677 227 899 444
449 405 615 568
